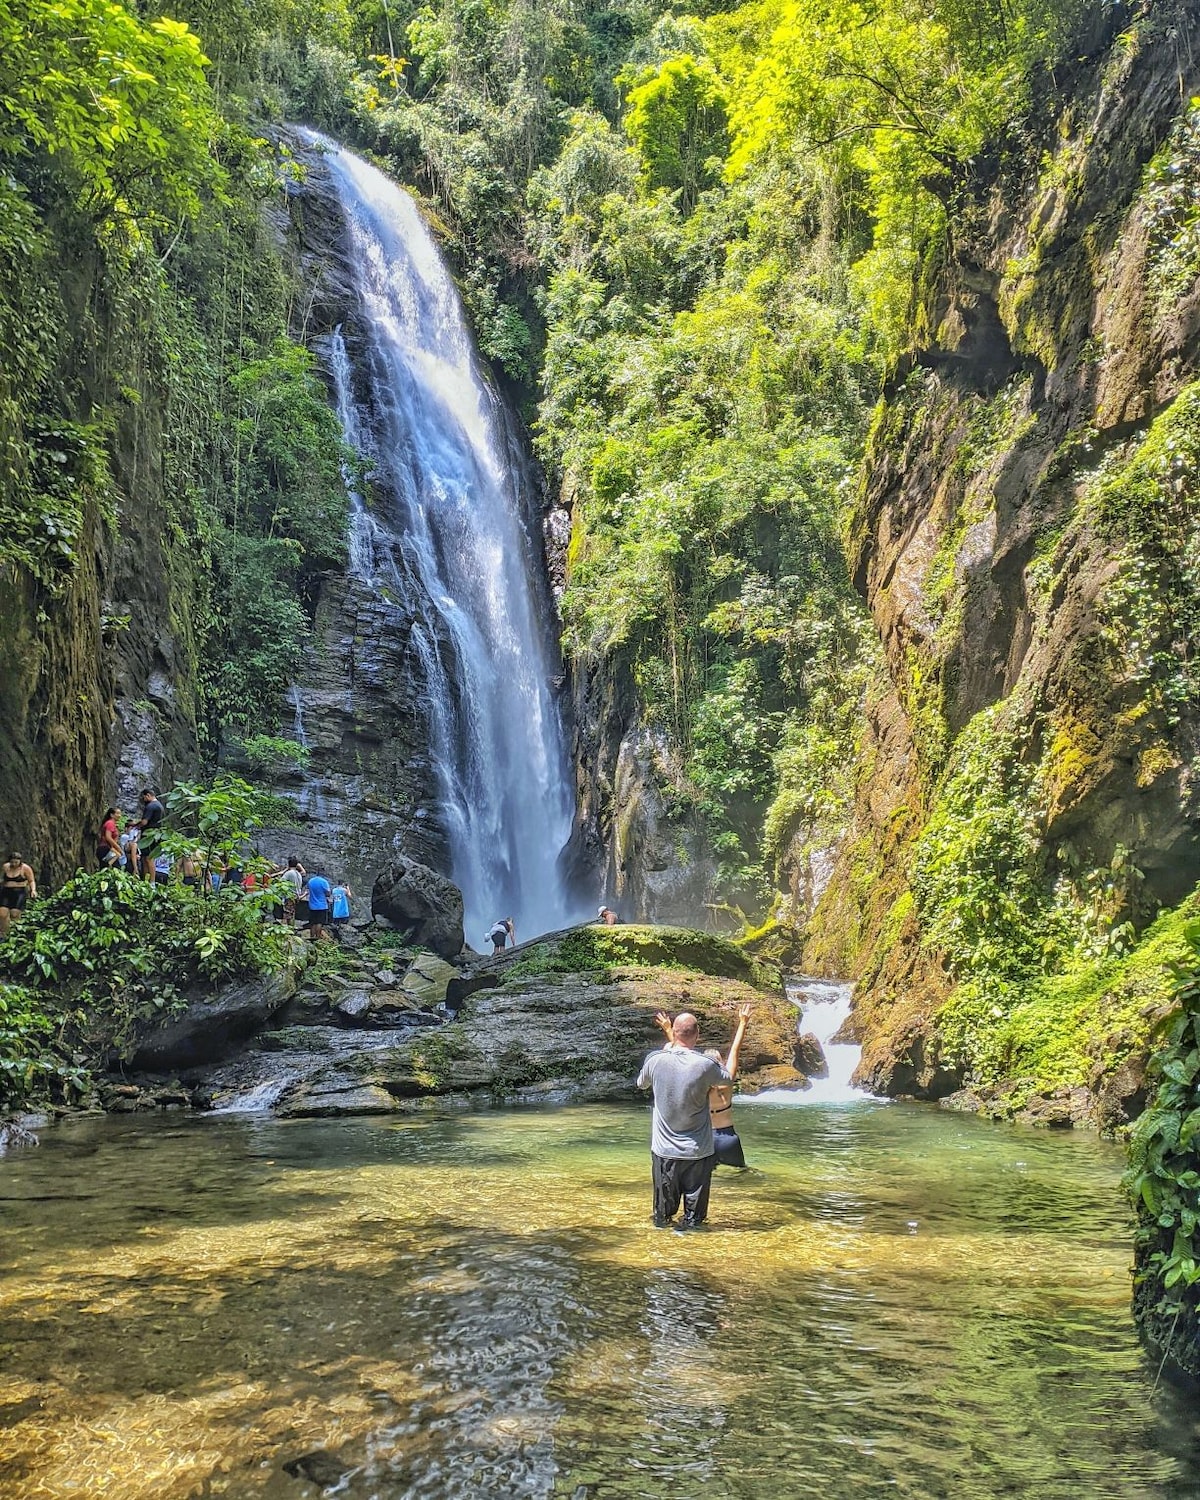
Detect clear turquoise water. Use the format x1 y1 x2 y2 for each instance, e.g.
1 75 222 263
1 1100 1197 1498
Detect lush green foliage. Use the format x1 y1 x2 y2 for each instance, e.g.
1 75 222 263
1 0 351 742
506 923 775 987
160 773 296 875
0 981 87 1110
1093 379 1200 730
0 868 290 1103
1126 920 1200 1306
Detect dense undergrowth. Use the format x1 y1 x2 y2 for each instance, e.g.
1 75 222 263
1125 921 1200 1377
0 870 291 1111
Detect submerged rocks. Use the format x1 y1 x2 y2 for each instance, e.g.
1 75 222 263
371 859 465 958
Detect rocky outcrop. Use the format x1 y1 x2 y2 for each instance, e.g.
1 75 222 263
808 7 1200 1105
241 146 450 897
130 969 299 1071
274 924 799 1116
371 859 465 958
794 1032 828 1080
118 923 805 1118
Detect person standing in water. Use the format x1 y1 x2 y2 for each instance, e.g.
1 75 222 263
637 1012 730 1231
657 1002 753 1168
0 852 36 940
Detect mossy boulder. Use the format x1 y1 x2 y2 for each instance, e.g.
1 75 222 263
273 923 799 1116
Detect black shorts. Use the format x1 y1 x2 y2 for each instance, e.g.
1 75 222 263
309 909 328 927
0 888 26 912
331 914 348 927
713 1126 747 1169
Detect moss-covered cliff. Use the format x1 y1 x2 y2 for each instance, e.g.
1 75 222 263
806 4 1200 1128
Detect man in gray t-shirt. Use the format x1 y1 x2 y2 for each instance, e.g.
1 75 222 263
637 1012 731 1230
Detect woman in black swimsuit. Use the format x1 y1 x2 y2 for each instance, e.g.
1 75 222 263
0 852 36 940
656 1001 753 1168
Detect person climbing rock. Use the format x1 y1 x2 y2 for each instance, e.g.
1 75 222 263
0 852 36 940
97 808 122 869
134 789 165 883
306 867 332 941
657 1003 753 1169
488 917 515 954
637 1012 730 1231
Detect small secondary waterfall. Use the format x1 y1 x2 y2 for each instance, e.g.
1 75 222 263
745 978 878 1106
303 132 580 940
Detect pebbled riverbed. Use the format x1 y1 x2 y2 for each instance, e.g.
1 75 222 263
1 1101 1197 1498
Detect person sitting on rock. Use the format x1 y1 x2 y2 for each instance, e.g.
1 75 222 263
488 917 515 954
597 905 618 925
656 1002 753 1170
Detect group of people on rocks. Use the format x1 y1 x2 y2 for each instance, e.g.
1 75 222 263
87 795 353 940
96 789 165 881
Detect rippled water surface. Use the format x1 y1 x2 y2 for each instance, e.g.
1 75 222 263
2 1102 1198 1498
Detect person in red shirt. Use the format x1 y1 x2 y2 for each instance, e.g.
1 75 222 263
97 808 122 869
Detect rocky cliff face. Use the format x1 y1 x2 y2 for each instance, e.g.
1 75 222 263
567 651 716 926
806 6 1200 1109
2 256 202 890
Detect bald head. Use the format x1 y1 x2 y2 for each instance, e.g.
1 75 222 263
672 1013 700 1047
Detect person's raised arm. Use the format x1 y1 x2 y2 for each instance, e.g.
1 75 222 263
654 1010 674 1047
725 1002 752 1081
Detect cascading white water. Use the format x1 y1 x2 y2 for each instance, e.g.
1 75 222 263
303 132 581 941
743 977 881 1106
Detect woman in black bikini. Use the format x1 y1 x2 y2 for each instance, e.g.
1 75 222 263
655 1001 753 1168
0 852 36 940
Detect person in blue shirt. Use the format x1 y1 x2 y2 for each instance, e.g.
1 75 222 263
330 879 352 937
305 868 332 941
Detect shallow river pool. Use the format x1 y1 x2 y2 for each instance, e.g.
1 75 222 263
1 1100 1198 1498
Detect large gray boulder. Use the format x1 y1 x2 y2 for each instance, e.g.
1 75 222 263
371 858 465 959
131 970 298 1071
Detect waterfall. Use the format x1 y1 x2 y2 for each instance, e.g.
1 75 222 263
301 132 580 941
744 978 880 1106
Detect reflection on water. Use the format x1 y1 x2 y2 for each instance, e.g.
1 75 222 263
1 1103 1198 1498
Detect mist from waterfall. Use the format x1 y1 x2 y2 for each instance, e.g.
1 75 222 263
303 131 581 942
